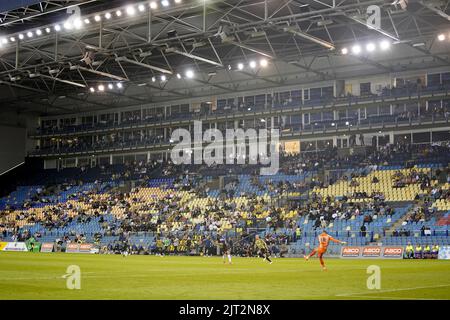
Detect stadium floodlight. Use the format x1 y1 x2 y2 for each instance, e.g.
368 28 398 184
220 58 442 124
115 56 173 74
90 87 95 93
151 76 156 82
176 73 182 79
117 82 123 89
175 0 182 3
366 43 376 52
185 70 194 79
380 40 390 51
351 45 361 54
10 37 15 42
438 34 446 41
54 25 61 32
108 83 114 90
341 47 348 55
98 84 105 92
1 38 8 45
126 6 136 16
105 12 112 20
150 2 158 9
283 27 335 50
237 62 244 70
74 66 128 81
84 18 91 24
116 10 122 17
35 29 42 36
18 34 24 40
45 27 51 33
249 60 257 68
63 21 73 30
94 15 101 22
138 4 146 12
161 75 167 81
74 19 83 29
170 49 223 67
27 31 33 38
162 0 170 7
260 59 268 67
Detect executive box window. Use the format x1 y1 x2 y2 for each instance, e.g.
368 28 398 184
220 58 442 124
360 82 371 96
427 73 441 87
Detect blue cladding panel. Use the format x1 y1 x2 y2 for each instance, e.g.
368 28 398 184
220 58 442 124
1 1 42 13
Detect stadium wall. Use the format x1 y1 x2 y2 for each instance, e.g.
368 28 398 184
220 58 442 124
0 125 27 174
0 112 38 174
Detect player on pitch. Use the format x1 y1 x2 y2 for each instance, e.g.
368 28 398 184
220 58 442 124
304 230 346 271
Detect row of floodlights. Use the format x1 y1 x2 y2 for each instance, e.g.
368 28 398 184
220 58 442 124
340 40 391 55
236 58 269 71
0 1 183 47
89 68 195 92
89 82 123 93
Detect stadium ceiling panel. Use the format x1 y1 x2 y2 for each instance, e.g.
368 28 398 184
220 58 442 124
0 0 449 115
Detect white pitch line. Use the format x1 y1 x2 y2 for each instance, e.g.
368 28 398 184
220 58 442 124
336 284 450 297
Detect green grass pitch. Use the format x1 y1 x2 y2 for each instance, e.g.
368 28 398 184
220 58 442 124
0 252 449 300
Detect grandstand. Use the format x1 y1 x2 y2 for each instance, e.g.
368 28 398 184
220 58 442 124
0 0 449 301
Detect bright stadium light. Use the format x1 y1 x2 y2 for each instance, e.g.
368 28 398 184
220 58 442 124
380 40 390 51
151 76 156 82
116 10 122 17
161 75 167 81
237 62 244 70
74 19 83 29
175 0 182 3
162 0 170 7
98 84 105 92
105 12 112 20
150 2 158 9
10 37 15 42
185 69 194 78
249 60 257 68
54 24 61 32
126 6 136 15
260 58 268 67
94 15 101 22
176 73 182 79
84 18 91 24
108 83 114 90
351 44 361 54
90 87 95 93
63 21 73 30
138 4 146 12
341 47 348 55
18 34 24 40
117 82 123 89
27 31 33 38
438 34 446 41
45 27 51 33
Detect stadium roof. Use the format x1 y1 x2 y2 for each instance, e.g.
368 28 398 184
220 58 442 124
0 0 449 116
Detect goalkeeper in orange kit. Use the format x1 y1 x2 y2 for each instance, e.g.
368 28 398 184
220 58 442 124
304 230 346 271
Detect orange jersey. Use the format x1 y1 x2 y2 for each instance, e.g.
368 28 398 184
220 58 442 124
318 233 341 250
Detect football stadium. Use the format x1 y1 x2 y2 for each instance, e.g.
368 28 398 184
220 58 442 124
0 0 450 303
